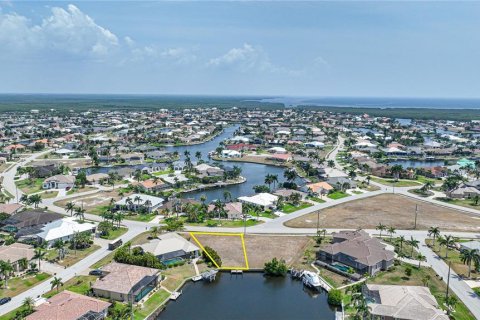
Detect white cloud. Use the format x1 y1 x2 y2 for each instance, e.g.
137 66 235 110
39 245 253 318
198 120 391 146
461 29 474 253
313 56 331 69
0 4 118 57
207 43 302 76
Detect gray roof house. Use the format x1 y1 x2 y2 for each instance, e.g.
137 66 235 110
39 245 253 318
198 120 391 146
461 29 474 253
318 230 395 276
136 232 200 262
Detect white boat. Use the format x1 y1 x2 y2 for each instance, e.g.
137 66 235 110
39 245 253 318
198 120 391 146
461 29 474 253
302 271 322 288
191 275 202 282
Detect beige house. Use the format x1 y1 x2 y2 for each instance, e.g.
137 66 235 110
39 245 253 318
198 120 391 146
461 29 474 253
92 262 160 303
0 243 35 272
26 290 111 320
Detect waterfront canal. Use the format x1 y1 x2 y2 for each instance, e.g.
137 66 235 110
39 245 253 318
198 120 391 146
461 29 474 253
158 272 335 320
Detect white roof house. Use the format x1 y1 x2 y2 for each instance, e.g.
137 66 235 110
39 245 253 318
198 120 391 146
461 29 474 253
238 193 279 209
54 148 76 155
268 147 287 154
36 217 95 247
221 150 241 158
459 240 480 251
137 232 200 261
230 136 250 143
304 141 325 148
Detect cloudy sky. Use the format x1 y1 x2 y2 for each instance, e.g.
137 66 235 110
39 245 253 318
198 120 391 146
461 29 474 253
0 1 479 97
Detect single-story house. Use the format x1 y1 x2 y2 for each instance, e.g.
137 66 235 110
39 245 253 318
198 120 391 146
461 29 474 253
459 240 480 252
318 230 395 276
273 189 307 200
0 243 35 272
304 141 325 148
137 232 200 262
0 203 24 215
54 148 76 156
208 202 243 220
363 284 449 320
43 175 75 190
305 182 333 195
447 185 480 199
238 193 279 210
195 163 224 177
115 193 164 212
136 179 167 192
1 210 63 235
221 150 241 158
92 262 160 303
327 177 357 189
36 217 96 248
26 290 111 320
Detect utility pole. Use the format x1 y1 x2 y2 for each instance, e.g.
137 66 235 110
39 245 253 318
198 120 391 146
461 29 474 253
446 261 452 315
414 204 418 229
316 210 320 234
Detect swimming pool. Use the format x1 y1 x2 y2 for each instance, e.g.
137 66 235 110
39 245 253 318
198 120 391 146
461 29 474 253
162 257 184 266
332 264 350 273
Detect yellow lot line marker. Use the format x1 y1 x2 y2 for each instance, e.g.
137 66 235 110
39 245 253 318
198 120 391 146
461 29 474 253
189 232 249 270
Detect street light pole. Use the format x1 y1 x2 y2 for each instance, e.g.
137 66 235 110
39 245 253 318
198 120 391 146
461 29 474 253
414 204 418 229
446 261 452 315
316 210 320 234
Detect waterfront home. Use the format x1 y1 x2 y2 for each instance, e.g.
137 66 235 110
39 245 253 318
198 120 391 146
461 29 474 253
238 193 279 210
225 143 257 152
86 173 109 184
137 232 200 262
115 193 164 212
92 262 160 303
0 203 24 215
446 184 480 199
303 141 325 149
363 284 449 320
29 162 59 178
221 149 241 158
305 182 333 195
36 217 96 248
26 290 111 320
268 146 287 154
1 209 63 236
0 243 35 272
318 230 395 276
136 179 167 192
208 202 243 220
194 163 224 177
273 188 307 200
42 174 75 190
327 177 357 190
159 172 189 185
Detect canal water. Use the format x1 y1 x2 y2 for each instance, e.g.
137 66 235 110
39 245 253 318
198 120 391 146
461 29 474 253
158 272 335 320
388 159 446 168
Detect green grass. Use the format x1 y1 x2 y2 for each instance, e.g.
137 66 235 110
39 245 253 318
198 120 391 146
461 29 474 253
100 227 128 240
123 213 157 222
48 245 101 267
370 176 421 187
40 190 58 199
307 196 326 203
0 273 50 297
416 175 439 185
280 202 313 213
133 289 170 320
88 205 110 215
152 169 174 176
43 275 97 298
435 197 480 211
15 178 44 194
183 218 262 228
327 191 350 200
474 287 480 296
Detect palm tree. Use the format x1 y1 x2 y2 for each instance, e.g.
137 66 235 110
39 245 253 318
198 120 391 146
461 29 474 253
438 235 456 258
18 258 28 271
428 227 441 251
114 212 124 228
416 253 426 268
213 199 225 220
0 261 13 288
387 226 396 240
29 194 42 208
74 206 86 221
33 248 46 271
22 297 34 312
460 249 480 278
264 174 274 190
134 195 143 207
366 175 371 185
143 200 152 211
423 180 434 191
271 174 278 190
408 236 420 257
65 201 75 216
195 151 202 161
53 240 66 260
223 190 232 203
283 169 296 182
376 223 386 238
150 226 159 239
390 164 403 181
50 276 64 292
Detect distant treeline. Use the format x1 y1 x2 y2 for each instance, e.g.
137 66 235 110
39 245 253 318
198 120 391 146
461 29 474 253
0 94 283 113
301 105 480 121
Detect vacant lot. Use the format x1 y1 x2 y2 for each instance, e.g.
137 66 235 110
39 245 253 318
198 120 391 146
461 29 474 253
54 190 123 214
189 233 310 269
285 194 480 232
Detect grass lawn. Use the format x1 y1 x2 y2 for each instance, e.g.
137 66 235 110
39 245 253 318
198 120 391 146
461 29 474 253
0 273 50 297
184 218 262 228
43 275 97 298
40 190 58 199
134 289 170 320
382 237 420 259
474 287 480 296
307 196 326 203
426 239 476 278
416 175 440 185
152 169 174 176
369 263 474 320
48 245 101 267
327 191 350 200
90 232 150 269
100 227 128 240
88 205 110 216
123 213 157 222
66 186 97 195
435 197 480 211
370 176 421 187
15 178 44 194
351 190 363 194
280 202 313 213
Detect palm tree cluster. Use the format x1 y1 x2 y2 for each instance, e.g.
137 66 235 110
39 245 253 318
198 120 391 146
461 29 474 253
19 194 42 208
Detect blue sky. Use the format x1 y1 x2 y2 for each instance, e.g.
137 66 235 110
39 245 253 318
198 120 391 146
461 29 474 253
0 1 479 97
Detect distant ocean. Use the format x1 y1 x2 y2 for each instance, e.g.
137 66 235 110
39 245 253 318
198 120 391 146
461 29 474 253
258 96 480 109
0 94 480 110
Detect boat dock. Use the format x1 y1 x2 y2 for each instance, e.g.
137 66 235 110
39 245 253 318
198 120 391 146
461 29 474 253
201 270 218 282
170 291 182 300
191 275 202 282
231 270 243 275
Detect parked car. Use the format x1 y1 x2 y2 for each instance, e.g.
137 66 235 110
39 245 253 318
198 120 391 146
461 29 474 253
0 297 11 305
89 269 103 276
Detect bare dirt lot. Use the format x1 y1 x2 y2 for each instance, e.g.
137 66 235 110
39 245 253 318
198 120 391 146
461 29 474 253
284 194 480 232
54 190 123 213
188 233 311 269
